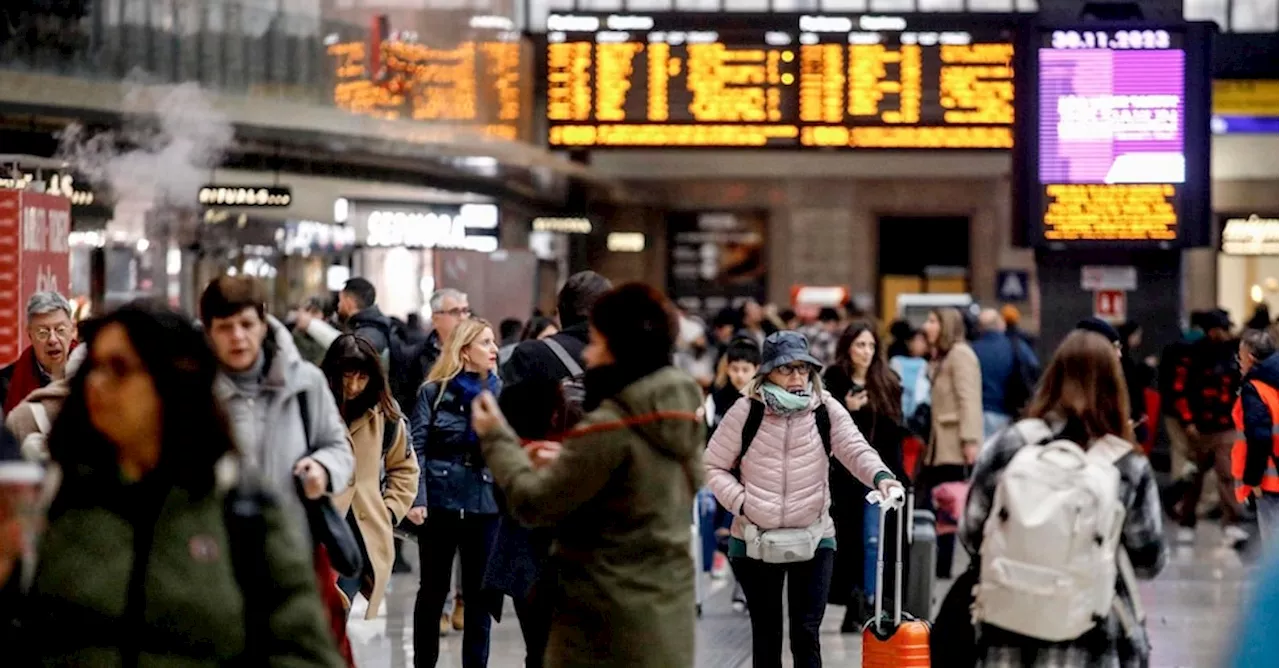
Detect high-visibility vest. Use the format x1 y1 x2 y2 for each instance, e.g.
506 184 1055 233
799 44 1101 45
1232 379 1280 503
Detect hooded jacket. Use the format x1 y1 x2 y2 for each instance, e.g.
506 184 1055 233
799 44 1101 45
214 317 355 532
479 366 704 668
704 384 892 543
1241 352 1279 488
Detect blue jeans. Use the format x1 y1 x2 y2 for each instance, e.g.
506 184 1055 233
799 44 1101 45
1258 493 1279 547
982 411 1011 443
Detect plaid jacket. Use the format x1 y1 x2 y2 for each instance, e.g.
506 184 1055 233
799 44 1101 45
961 419 1169 668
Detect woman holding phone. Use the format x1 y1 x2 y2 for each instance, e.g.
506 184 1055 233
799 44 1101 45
822 321 908 632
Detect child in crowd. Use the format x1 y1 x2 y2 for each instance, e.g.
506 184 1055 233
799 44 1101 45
704 338 762 611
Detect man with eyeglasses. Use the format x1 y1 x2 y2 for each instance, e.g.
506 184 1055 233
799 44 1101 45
0 293 76 414
1 292 77 415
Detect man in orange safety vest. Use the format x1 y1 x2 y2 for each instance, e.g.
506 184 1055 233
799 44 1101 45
1232 331 1279 545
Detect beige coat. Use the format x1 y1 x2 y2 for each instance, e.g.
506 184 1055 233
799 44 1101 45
927 341 984 466
332 405 420 619
4 380 69 461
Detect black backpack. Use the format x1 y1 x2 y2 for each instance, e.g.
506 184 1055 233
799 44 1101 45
732 400 833 479
541 337 587 412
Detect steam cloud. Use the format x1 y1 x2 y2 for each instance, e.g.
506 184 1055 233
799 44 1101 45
57 76 235 238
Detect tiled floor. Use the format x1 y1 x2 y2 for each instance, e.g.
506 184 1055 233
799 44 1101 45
350 524 1262 667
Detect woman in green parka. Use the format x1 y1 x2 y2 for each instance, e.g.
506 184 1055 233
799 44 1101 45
0 302 343 667
471 283 705 668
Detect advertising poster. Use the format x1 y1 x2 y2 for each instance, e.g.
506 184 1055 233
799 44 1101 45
0 191 72 366
667 210 768 316
1039 48 1185 184
0 192 20 364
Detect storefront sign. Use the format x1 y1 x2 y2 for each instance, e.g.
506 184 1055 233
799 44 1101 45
198 185 293 208
0 191 71 365
1220 214 1279 256
278 220 357 255
1080 265 1137 291
0 172 96 206
357 203 499 252
532 217 593 234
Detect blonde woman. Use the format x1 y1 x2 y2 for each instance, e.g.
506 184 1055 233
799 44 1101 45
408 318 502 668
920 307 983 580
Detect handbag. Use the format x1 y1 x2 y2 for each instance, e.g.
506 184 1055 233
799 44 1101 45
741 517 825 564
931 480 970 536
296 477 364 578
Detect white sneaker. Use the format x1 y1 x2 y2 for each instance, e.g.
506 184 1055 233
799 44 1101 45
1224 525 1251 545
1177 527 1196 544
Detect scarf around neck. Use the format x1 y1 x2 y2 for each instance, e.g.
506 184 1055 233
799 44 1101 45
761 382 810 414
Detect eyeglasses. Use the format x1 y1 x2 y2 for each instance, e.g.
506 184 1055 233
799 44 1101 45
439 307 472 318
776 364 812 377
33 325 72 342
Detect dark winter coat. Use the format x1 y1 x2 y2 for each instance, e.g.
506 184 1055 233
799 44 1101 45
500 323 589 386
4 461 342 667
410 373 502 515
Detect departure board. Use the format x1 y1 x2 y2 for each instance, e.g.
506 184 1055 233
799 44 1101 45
543 13 1015 149
329 34 525 140
1014 22 1214 247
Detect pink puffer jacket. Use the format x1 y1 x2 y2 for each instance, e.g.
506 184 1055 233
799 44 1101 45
705 392 892 541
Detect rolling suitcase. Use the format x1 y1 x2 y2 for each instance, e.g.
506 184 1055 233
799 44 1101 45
691 490 708 617
863 492 931 668
905 491 937 620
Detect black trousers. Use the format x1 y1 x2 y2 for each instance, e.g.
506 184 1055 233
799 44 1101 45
511 568 556 668
414 511 499 668
732 548 835 668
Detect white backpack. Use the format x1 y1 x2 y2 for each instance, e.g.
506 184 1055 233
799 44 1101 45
975 418 1144 642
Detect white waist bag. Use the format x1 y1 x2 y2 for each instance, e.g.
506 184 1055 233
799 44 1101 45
742 518 825 564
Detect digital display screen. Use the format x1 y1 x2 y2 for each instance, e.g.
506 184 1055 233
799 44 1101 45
544 13 1015 149
1018 23 1209 246
328 34 525 140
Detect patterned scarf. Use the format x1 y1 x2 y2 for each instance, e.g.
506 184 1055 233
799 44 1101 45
760 382 810 415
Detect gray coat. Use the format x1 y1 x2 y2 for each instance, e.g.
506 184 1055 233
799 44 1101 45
214 316 355 531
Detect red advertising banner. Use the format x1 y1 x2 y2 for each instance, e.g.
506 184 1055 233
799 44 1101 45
0 190 71 366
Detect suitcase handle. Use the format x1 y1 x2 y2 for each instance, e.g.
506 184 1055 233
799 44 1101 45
866 490 905 632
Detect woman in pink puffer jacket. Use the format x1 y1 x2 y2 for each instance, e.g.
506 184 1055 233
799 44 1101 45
706 331 903 668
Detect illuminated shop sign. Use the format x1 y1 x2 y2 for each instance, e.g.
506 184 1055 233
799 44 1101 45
532 217 593 234
361 203 500 252
198 185 293 208
1220 214 1279 256
0 172 95 206
606 231 646 252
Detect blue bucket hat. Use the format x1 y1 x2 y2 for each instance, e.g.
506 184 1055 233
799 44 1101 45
758 331 823 376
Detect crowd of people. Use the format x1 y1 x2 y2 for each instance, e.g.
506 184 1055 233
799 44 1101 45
0 276 1276 668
